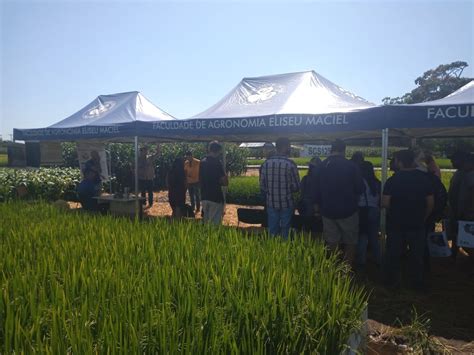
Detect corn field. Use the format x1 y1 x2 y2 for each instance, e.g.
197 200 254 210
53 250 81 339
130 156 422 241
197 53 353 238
1 202 367 353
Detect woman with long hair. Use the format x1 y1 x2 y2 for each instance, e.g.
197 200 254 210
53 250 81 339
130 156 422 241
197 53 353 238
168 157 187 218
357 161 382 266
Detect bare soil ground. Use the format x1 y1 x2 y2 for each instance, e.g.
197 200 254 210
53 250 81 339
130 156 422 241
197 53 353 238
69 192 474 353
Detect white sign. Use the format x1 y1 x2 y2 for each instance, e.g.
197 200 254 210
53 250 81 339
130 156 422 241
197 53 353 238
457 220 474 248
301 145 331 157
77 142 109 182
428 232 451 257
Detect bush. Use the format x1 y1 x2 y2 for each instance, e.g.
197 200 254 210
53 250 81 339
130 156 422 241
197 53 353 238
62 142 249 190
1 201 367 353
227 176 263 205
0 167 81 202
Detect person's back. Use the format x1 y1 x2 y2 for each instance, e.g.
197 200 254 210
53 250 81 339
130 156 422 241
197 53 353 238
259 138 300 238
200 156 224 203
199 142 228 224
385 169 433 231
260 155 300 209
318 155 364 219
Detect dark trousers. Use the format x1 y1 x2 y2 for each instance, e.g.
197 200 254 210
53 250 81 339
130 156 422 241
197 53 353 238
384 227 426 290
139 179 154 206
187 183 201 211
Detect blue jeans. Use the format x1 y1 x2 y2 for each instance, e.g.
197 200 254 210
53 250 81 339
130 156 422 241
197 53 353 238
267 207 293 239
384 228 426 290
357 207 381 265
187 183 201 211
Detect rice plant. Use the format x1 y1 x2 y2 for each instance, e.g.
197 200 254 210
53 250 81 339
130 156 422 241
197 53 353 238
0 202 367 353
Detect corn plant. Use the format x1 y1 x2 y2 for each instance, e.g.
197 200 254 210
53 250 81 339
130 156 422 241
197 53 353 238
1 202 367 353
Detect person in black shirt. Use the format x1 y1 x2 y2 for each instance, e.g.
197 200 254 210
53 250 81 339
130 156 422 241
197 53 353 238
199 141 228 224
382 149 434 291
315 139 365 266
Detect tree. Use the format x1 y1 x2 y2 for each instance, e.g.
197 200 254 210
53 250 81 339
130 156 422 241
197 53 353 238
382 61 473 104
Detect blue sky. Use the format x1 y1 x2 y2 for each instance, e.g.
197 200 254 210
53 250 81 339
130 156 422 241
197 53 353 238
1 0 473 139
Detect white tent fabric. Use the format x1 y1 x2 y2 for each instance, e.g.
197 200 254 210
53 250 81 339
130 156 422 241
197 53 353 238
414 80 474 106
146 71 383 142
14 91 175 141
193 70 375 118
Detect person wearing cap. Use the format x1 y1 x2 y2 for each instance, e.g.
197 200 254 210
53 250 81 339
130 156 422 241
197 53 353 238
260 137 300 239
382 149 434 291
138 144 160 208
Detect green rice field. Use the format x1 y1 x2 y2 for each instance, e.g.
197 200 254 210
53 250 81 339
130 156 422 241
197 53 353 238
0 202 367 353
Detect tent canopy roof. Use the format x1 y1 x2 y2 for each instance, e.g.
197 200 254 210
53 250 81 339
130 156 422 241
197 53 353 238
414 80 474 106
192 70 375 119
13 91 175 141
50 91 175 128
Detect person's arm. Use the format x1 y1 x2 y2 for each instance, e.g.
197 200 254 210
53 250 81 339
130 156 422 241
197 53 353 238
425 195 435 221
290 163 301 193
219 162 228 186
259 163 267 194
354 165 365 195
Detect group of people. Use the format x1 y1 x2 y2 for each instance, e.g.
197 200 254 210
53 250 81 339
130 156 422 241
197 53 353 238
259 137 474 291
165 142 228 223
77 138 474 290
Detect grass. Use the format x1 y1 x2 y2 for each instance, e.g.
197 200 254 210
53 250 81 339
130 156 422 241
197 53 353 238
228 171 453 206
248 157 453 169
0 202 368 353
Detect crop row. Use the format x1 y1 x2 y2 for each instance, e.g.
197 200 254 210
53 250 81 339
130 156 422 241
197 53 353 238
1 202 367 353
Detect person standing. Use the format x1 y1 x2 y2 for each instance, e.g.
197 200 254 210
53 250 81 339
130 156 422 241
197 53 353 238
168 157 187 218
184 151 201 213
447 151 471 258
84 150 102 194
382 150 434 291
356 161 382 267
199 141 228 225
315 139 365 266
138 144 160 209
259 137 300 239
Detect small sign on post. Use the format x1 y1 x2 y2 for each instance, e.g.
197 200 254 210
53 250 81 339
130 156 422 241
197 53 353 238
301 145 331 157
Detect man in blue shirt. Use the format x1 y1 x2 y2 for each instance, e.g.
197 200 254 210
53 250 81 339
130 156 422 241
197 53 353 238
315 139 365 266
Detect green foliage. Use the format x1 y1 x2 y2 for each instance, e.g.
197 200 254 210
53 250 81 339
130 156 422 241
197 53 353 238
0 168 81 202
0 202 368 353
0 154 7 167
227 176 263 205
61 143 249 190
382 61 472 104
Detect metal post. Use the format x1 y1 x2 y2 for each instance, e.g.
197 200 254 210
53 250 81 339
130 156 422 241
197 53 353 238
134 136 139 219
222 142 227 206
380 128 389 253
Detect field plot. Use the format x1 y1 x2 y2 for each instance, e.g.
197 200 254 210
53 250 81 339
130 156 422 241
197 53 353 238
1 202 367 353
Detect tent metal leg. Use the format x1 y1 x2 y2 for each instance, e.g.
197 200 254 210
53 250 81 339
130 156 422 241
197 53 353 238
134 136 139 219
380 128 389 255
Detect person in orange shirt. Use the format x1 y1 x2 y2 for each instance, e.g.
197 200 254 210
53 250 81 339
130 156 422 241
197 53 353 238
184 151 201 213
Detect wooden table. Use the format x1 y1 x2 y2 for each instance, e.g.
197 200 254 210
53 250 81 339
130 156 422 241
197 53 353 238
94 195 145 218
